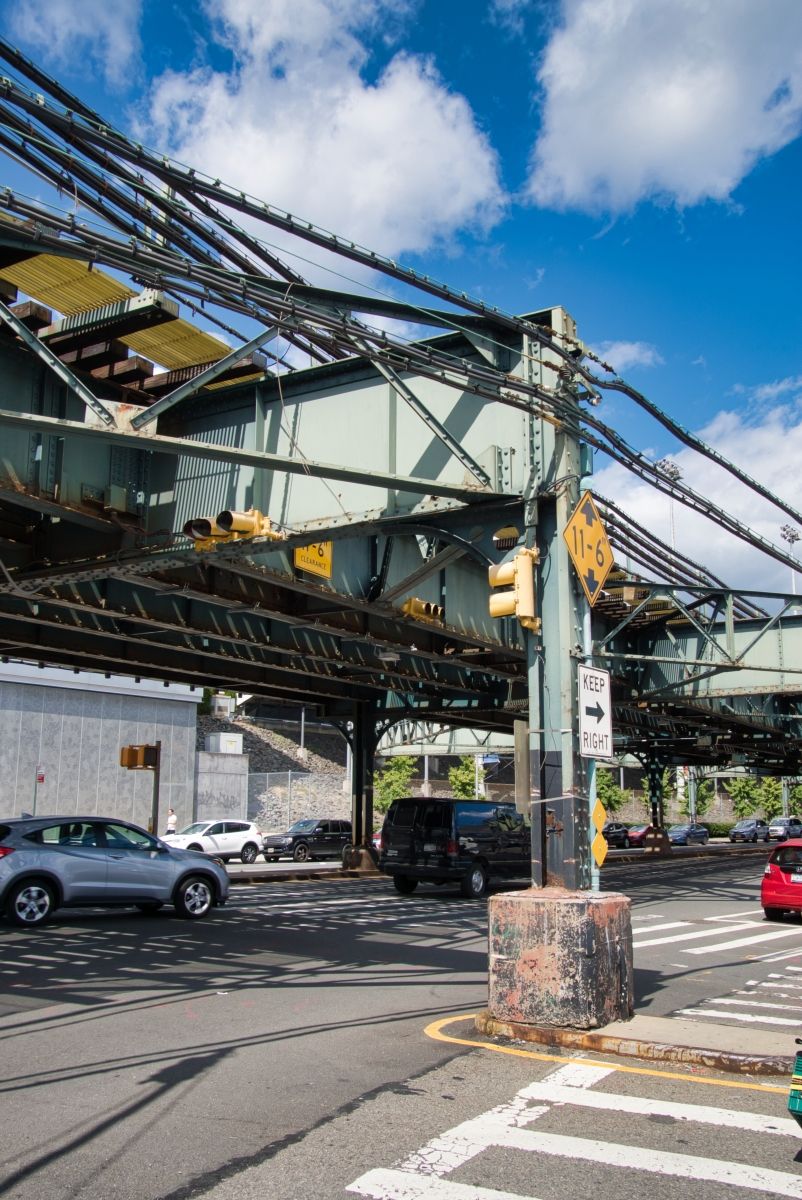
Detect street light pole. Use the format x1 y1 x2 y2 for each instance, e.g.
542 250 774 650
781 525 800 595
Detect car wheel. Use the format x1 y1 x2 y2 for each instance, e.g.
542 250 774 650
187 842 204 852
461 864 488 899
240 843 258 864
174 875 214 919
764 907 784 921
292 842 311 862
135 902 164 914
622 836 630 848
393 875 418 895
6 878 56 927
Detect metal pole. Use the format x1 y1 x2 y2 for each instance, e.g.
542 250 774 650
149 741 162 834
300 706 306 758
583 606 599 891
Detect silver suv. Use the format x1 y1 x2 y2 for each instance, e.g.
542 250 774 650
0 816 229 927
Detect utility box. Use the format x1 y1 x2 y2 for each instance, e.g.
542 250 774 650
210 693 234 718
205 732 243 755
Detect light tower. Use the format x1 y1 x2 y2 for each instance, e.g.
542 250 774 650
780 524 800 594
656 458 682 549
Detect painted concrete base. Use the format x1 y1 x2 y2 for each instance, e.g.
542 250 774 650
487 887 633 1030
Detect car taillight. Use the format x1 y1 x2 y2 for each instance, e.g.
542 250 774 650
446 838 458 855
0 846 14 859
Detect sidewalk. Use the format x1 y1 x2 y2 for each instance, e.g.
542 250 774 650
474 1010 795 1077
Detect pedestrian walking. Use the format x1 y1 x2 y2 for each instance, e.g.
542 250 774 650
165 808 177 835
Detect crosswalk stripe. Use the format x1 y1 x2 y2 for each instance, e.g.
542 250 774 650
685 926 802 954
633 921 755 947
348 1169 537 1199
678 1006 801 1026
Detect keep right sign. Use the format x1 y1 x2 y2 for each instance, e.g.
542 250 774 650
578 664 613 760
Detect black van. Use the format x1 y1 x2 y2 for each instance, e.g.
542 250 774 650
379 796 531 898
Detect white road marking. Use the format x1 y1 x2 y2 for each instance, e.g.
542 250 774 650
634 922 756 947
678 1006 801 1026
726 995 802 1012
629 920 691 934
685 926 802 954
706 908 765 920
348 1171 538 1199
347 1061 802 1200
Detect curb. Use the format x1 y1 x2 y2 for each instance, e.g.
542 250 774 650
474 1011 793 1077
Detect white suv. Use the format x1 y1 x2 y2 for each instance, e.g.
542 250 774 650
165 820 263 863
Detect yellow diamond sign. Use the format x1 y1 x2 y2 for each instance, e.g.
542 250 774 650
591 798 608 867
563 492 614 606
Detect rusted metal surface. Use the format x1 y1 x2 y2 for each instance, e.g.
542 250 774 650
474 1011 793 1077
487 887 633 1029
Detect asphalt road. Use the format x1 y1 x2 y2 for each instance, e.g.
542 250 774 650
1 853 799 1200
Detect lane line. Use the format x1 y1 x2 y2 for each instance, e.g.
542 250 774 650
634 922 756 948
348 1170 538 1199
678 1007 801 1026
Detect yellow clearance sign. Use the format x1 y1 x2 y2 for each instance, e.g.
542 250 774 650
294 541 333 579
563 492 614 606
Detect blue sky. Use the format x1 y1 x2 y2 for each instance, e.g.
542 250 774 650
1 0 801 589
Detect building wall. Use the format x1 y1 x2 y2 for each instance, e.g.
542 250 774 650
0 664 198 827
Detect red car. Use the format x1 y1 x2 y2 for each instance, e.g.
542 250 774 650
626 824 653 847
761 839 802 919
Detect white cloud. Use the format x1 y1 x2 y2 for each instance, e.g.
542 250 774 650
527 0 802 213
141 0 505 259
7 0 142 86
594 340 664 372
594 402 802 592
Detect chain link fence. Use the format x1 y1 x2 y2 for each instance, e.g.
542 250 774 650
248 770 350 832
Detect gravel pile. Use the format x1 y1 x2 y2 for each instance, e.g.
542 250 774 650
196 715 346 774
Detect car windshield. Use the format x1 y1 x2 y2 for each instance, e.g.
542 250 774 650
178 823 209 835
288 820 318 833
669 825 690 832
734 821 754 829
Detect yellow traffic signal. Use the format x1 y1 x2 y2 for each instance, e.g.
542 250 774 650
488 548 541 632
401 597 445 623
183 509 283 550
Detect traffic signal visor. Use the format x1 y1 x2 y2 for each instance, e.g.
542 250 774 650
488 548 541 632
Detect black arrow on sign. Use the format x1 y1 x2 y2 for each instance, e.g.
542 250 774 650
580 498 597 527
583 567 599 597
585 701 605 722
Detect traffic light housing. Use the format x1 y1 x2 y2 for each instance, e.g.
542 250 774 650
488 548 541 632
119 744 159 769
183 509 283 550
401 597 445 623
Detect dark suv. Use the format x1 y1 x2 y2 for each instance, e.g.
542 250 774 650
379 796 530 899
263 819 352 863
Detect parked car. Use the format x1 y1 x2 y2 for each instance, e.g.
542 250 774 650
768 816 802 841
602 821 631 849
164 819 263 863
371 829 383 852
0 815 229 927
728 818 770 843
379 796 530 899
263 819 353 863
667 822 709 846
762 839 802 919
626 824 653 847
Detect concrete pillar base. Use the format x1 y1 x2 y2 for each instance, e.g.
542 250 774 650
343 846 379 872
488 887 633 1030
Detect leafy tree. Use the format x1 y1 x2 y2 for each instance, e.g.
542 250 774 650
680 774 714 819
449 755 484 799
595 768 628 815
760 776 784 820
374 756 416 814
724 777 760 820
791 781 802 811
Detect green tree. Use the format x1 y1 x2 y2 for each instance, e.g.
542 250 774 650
724 777 760 819
680 773 714 818
449 755 484 799
760 776 784 820
790 781 802 811
374 756 416 814
595 768 628 815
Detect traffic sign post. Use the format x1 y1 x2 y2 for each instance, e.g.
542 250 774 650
563 491 614 605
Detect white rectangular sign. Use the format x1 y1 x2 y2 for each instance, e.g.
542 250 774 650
578 664 613 759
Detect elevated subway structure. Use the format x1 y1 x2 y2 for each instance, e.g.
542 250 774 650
0 41 801 872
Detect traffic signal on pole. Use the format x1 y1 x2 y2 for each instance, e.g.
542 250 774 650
183 509 283 551
119 744 158 769
401 597 445 623
488 548 541 632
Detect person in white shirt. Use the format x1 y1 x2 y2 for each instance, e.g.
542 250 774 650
165 808 177 835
